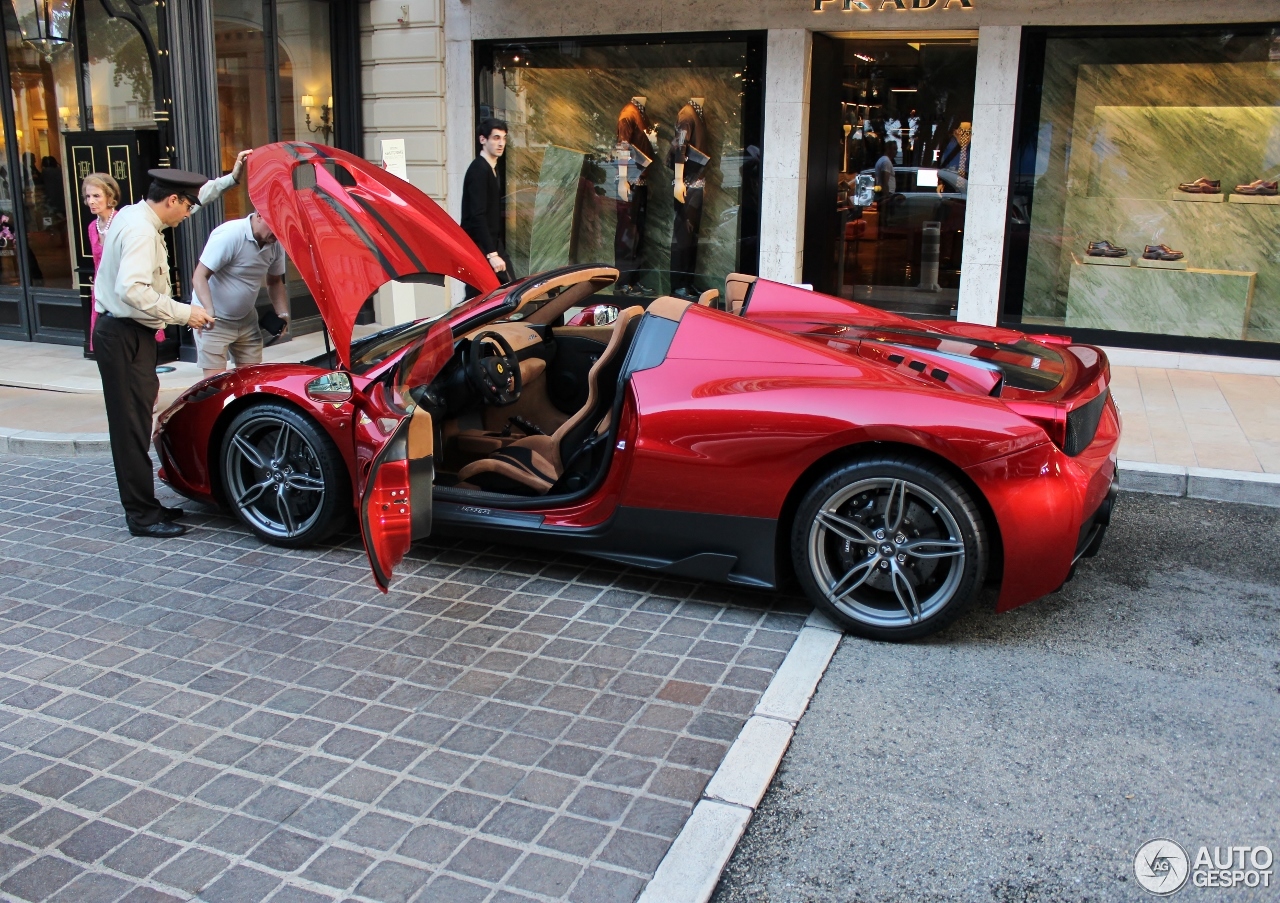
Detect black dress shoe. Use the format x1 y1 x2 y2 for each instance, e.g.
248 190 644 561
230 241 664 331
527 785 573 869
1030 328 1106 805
161 505 185 522
127 520 188 538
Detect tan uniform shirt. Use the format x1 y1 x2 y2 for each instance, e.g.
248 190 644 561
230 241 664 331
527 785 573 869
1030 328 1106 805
92 174 237 329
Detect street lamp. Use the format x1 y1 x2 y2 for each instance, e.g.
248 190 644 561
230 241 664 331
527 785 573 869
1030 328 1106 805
10 0 71 61
301 94 333 144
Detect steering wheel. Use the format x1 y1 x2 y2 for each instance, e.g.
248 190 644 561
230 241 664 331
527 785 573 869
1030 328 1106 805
465 331 523 406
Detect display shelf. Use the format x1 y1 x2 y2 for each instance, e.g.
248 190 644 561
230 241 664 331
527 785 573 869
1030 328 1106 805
1135 256 1188 270
1066 261 1255 340
1079 253 1132 267
1228 194 1280 205
1167 192 1224 203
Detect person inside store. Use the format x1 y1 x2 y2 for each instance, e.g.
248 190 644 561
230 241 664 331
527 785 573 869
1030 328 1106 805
191 211 288 379
461 117 512 299
82 172 121 352
93 168 216 539
874 140 897 200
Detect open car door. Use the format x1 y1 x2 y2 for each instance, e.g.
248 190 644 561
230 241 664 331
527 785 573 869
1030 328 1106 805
246 141 497 589
355 390 435 592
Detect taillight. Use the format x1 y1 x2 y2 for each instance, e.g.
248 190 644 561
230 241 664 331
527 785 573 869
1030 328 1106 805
307 371 353 403
1005 400 1068 449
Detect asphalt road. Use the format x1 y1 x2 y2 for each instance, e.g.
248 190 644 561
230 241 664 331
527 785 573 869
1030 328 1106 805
714 492 1280 903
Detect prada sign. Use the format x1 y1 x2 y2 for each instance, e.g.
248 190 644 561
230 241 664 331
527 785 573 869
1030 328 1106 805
813 0 972 10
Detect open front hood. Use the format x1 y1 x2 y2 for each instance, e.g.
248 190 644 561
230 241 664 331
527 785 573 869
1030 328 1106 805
247 142 500 368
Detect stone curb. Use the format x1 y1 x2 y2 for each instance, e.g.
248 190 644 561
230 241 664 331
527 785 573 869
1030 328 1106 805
637 610 844 903
0 427 112 456
1117 459 1280 508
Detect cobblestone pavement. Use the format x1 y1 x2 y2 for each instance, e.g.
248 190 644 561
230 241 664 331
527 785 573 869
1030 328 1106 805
0 456 808 903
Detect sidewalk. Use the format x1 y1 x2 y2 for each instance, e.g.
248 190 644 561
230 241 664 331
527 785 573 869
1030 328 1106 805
1 336 1278 504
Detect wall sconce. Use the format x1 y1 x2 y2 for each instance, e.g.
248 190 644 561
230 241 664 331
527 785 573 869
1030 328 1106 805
301 94 333 143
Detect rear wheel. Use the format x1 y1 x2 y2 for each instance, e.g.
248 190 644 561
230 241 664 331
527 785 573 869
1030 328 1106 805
791 455 988 641
220 403 348 547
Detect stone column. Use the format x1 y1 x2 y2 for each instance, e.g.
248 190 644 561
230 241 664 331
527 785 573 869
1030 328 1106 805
362 0 450 320
167 0 220 362
758 29 812 285
444 0 476 306
956 25 1021 326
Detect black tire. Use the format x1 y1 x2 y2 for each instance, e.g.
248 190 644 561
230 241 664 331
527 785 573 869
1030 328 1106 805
791 454 988 641
219 402 349 548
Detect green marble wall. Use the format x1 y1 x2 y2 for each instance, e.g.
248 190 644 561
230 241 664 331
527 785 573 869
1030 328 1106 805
528 146 587 274
1023 53 1280 343
1066 262 1255 340
491 50 750 296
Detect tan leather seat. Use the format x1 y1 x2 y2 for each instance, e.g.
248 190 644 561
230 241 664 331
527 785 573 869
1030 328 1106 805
725 273 758 315
456 306 644 495
697 288 720 308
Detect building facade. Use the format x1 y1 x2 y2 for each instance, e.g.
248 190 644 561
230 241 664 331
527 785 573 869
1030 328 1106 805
401 0 1278 360
6 1 1279 365
0 0 361 357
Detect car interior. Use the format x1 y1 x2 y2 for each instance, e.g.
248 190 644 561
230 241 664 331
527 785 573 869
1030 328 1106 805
402 267 760 502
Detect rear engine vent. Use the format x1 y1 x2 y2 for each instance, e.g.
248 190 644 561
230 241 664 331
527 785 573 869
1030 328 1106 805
1064 390 1109 456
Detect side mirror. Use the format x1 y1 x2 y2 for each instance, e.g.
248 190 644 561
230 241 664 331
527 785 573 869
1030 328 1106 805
306 371 353 403
590 304 619 326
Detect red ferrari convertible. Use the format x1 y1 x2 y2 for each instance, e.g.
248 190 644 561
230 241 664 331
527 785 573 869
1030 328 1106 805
156 143 1119 640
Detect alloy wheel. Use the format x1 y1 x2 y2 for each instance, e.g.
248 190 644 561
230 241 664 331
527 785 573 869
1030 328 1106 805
807 477 966 629
224 414 328 540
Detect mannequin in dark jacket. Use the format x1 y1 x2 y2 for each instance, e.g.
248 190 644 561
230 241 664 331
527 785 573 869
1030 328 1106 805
667 98 709 300
461 117 512 298
614 96 658 296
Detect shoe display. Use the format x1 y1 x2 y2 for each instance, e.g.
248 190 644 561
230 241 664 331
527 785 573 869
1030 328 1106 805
1142 244 1184 261
127 520 188 538
160 505 185 522
671 287 701 303
1233 179 1278 196
1086 240 1127 258
1177 178 1221 194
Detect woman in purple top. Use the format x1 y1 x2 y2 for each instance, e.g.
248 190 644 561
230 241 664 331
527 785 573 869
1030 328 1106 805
83 172 122 350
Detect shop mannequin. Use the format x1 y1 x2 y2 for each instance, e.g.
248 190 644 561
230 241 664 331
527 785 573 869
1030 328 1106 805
668 96 709 300
615 96 658 295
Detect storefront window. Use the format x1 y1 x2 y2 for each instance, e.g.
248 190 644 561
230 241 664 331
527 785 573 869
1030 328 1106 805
824 37 977 318
4 26 78 290
1007 28 1280 348
84 0 156 130
277 0 332 144
477 35 765 301
214 0 271 220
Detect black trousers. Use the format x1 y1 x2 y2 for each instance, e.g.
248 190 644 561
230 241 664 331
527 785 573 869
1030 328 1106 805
669 186 704 294
94 314 163 527
614 184 648 288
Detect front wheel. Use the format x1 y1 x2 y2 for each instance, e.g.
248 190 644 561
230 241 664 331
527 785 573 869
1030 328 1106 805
219 403 348 547
791 455 988 641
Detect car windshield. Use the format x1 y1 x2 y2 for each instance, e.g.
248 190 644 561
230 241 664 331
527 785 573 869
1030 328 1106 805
321 288 512 376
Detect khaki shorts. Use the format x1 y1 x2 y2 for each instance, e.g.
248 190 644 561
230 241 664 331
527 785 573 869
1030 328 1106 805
195 307 263 370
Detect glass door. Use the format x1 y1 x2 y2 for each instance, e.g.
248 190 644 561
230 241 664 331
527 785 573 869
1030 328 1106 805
0 3 81 341
808 35 978 319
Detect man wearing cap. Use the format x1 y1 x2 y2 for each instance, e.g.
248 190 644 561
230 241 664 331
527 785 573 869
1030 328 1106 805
93 167 218 539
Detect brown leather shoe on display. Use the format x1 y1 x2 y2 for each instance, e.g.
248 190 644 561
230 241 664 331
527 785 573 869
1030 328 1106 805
1176 178 1222 194
1143 244 1184 261
1233 179 1278 196
1086 240 1127 258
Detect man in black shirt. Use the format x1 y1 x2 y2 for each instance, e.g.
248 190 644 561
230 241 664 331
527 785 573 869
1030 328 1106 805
461 117 511 298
